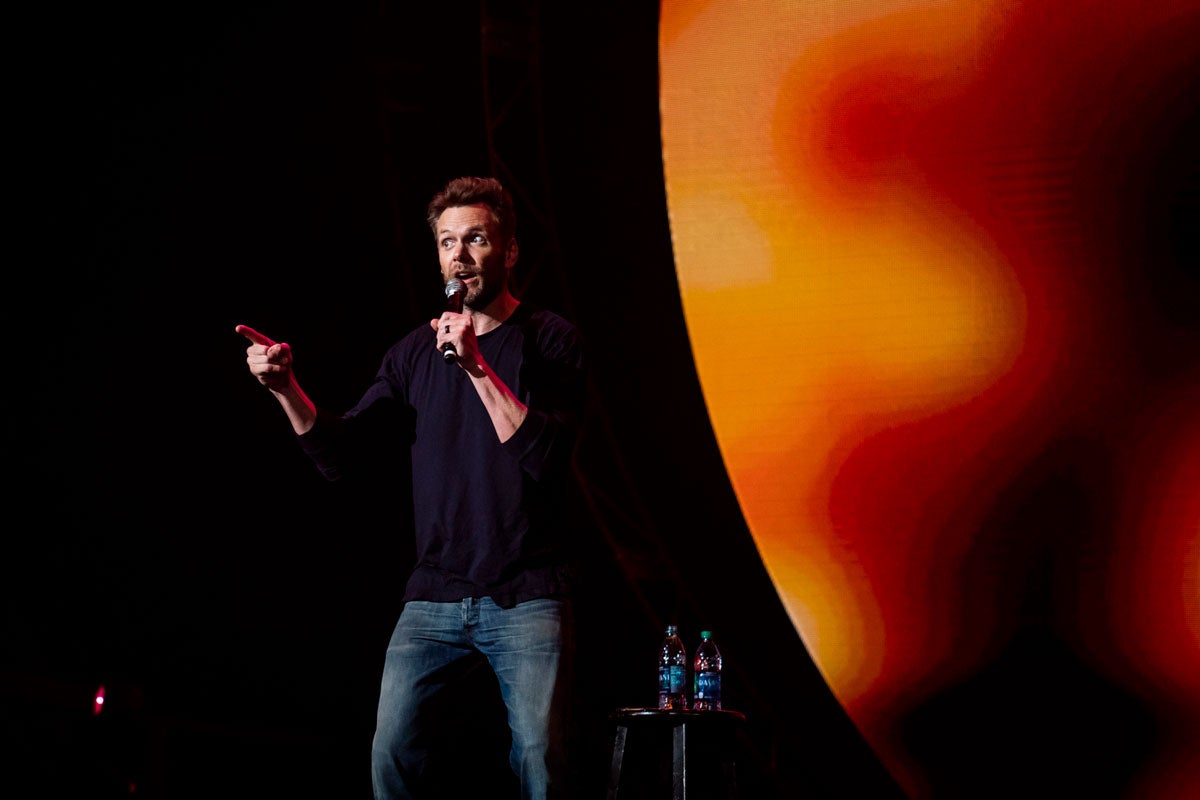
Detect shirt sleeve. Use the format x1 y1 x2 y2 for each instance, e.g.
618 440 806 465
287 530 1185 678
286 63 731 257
500 313 585 483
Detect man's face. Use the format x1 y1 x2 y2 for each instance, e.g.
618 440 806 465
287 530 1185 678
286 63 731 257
435 203 514 310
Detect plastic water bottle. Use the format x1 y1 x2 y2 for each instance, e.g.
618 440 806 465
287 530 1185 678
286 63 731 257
692 630 722 711
658 624 688 709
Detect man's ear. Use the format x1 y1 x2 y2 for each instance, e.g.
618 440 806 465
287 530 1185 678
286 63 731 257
505 237 519 268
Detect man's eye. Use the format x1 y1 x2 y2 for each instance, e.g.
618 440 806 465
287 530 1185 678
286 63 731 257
471 234 486 244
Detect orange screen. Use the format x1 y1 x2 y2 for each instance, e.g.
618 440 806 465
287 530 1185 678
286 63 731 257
661 1 1200 796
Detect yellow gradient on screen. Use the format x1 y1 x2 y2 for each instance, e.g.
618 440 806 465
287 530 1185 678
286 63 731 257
661 1 1200 796
662 0 1021 701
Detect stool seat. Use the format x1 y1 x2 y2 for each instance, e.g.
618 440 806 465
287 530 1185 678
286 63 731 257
607 708 746 800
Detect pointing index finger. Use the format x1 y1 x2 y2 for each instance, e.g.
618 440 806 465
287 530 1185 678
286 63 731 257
235 324 276 347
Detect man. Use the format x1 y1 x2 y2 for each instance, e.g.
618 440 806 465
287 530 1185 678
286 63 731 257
236 176 585 799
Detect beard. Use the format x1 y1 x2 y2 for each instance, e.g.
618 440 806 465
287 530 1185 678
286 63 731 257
463 266 506 310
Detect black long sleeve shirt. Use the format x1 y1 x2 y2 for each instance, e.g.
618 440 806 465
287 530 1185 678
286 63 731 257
297 304 585 608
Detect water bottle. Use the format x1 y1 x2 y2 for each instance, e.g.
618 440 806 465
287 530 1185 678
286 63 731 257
692 630 722 711
658 624 688 709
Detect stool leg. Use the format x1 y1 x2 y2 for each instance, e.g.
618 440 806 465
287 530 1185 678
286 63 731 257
673 722 686 799
721 761 740 799
606 724 628 800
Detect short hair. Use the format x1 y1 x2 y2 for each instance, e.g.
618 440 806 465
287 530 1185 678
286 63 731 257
426 176 516 243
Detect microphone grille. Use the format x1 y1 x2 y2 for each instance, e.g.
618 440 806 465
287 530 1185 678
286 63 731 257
445 279 466 297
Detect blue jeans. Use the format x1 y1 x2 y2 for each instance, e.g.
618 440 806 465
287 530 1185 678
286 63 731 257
371 597 573 800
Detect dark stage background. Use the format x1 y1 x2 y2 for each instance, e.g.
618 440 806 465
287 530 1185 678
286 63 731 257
6 1 905 798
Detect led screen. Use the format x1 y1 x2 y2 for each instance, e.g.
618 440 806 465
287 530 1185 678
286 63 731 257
661 2 1200 795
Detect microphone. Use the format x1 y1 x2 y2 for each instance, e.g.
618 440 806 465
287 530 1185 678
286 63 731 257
442 279 466 363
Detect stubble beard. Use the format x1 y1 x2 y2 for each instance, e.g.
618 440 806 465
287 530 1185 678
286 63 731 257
464 262 507 311
465 280 500 311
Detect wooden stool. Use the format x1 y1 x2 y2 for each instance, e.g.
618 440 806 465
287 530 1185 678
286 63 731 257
606 708 746 800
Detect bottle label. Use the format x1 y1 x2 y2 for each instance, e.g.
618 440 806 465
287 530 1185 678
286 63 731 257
659 665 686 694
695 671 721 699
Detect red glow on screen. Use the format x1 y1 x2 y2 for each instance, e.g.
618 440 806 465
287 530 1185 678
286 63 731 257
661 1 1200 796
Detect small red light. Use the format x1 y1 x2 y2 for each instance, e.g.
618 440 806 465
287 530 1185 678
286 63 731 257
93 685 106 716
